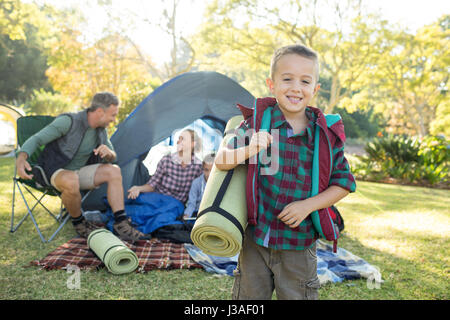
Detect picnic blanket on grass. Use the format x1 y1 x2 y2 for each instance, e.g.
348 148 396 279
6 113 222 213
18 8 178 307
184 240 383 285
30 237 202 272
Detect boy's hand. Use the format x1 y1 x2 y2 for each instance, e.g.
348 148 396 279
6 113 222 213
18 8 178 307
278 200 312 228
249 131 273 156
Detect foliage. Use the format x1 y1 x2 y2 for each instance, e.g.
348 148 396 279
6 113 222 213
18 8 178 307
195 0 389 112
0 1 52 104
194 1 449 137
0 0 449 140
0 0 47 42
117 78 162 124
92 0 197 82
334 106 386 139
430 99 450 137
25 89 74 116
418 135 450 185
353 134 450 187
368 17 450 137
46 29 148 107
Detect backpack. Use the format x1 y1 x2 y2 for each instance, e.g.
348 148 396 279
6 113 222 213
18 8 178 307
259 107 344 252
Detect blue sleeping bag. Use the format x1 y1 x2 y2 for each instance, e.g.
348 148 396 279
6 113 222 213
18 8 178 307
105 192 185 234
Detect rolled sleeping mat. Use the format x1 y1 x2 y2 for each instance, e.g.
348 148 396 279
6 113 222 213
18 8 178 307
191 115 248 257
87 229 139 275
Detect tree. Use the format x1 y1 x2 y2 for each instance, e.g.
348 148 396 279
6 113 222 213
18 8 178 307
0 0 33 42
194 0 386 112
369 17 449 137
92 0 197 82
0 0 53 104
46 22 155 108
25 88 73 115
0 24 51 103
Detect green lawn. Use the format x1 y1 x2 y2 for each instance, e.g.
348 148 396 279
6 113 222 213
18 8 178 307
0 157 448 300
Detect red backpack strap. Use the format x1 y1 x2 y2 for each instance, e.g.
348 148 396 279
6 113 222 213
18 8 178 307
310 113 343 253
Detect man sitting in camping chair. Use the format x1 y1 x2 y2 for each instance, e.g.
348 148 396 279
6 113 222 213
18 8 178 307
15 92 148 241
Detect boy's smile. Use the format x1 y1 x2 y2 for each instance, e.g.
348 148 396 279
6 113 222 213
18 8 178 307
266 54 320 121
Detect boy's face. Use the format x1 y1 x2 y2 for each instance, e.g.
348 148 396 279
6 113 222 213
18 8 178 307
266 54 320 119
203 162 213 181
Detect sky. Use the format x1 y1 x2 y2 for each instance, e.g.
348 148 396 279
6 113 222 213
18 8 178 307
365 0 449 31
38 0 449 65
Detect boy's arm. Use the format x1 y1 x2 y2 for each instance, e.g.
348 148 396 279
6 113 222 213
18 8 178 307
215 145 254 171
184 179 200 217
215 131 273 171
278 185 349 228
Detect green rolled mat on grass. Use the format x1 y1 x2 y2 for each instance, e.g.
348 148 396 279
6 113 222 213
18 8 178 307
191 115 248 257
87 229 139 275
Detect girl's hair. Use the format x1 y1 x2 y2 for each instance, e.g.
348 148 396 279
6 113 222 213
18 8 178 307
184 129 202 155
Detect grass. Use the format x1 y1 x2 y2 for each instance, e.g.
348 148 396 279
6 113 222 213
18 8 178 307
0 156 449 300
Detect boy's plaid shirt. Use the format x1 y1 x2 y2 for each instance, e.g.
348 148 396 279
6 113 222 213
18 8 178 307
147 153 203 203
228 106 356 250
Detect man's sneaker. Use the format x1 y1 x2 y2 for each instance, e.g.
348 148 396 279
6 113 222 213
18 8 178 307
113 218 150 242
73 219 103 238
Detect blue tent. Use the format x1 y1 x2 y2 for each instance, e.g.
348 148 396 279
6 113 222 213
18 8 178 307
83 71 255 210
0 103 25 156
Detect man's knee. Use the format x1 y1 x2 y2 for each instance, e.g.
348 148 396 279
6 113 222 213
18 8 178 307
56 172 80 193
102 164 122 182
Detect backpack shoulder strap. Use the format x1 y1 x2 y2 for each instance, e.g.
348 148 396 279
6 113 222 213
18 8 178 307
259 107 272 132
311 113 341 197
254 106 273 170
324 114 341 127
311 113 341 250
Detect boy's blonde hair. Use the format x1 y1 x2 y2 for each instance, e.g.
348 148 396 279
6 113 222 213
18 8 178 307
270 44 320 82
202 152 216 166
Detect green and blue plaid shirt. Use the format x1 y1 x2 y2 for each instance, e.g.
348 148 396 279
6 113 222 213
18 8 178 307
228 105 356 250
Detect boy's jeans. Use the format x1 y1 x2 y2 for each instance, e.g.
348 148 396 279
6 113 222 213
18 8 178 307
232 228 320 300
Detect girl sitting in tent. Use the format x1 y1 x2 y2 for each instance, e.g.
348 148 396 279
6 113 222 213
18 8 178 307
127 129 203 204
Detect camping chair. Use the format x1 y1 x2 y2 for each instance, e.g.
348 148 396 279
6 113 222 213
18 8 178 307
10 115 91 243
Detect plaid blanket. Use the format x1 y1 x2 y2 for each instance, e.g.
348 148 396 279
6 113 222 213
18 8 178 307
30 237 202 272
185 240 383 286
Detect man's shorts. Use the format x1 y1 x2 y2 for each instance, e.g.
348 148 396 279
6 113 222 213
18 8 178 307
50 163 102 191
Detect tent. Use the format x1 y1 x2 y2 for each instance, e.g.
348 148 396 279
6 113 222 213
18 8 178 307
83 71 255 211
0 103 25 156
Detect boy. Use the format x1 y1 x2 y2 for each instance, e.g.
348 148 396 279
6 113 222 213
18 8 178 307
183 153 215 219
215 44 356 300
